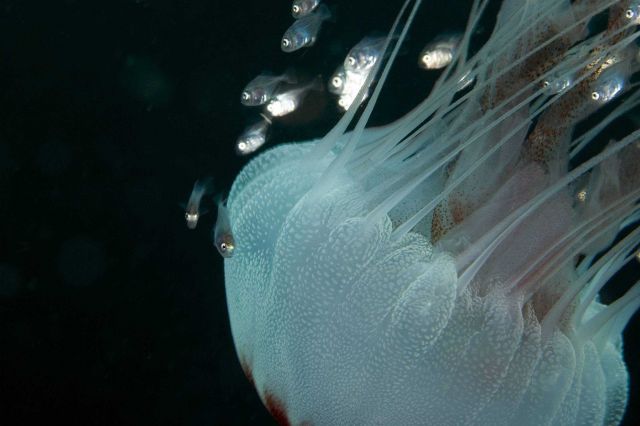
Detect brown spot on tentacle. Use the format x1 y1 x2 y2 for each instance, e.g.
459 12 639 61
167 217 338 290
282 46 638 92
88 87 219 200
431 203 453 243
430 195 470 242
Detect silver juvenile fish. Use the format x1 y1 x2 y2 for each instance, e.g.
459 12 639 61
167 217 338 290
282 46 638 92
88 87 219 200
213 200 235 258
236 116 271 155
241 71 296 106
344 36 386 73
591 74 624 103
281 4 331 53
328 65 347 95
418 33 462 70
265 78 322 117
328 64 371 111
183 177 214 230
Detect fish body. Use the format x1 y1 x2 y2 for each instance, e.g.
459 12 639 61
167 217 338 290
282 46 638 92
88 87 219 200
328 64 370 111
265 78 322 117
281 4 331 52
418 33 462 70
344 36 386 73
241 71 296 106
543 74 573 94
236 117 271 155
213 200 235 258
328 66 347 95
183 177 213 230
591 74 624 103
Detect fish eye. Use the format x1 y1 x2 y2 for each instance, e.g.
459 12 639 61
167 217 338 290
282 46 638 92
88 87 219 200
282 38 291 48
217 239 235 258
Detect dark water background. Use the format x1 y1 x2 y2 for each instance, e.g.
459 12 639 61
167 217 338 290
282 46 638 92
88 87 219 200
0 0 638 424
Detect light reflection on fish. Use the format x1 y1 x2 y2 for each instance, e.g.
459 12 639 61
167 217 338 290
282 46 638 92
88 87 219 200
265 78 322 117
418 33 462 70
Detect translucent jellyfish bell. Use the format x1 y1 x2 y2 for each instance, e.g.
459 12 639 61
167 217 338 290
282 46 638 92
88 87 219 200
222 0 640 424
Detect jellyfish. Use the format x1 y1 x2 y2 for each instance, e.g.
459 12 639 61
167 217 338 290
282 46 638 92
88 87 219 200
221 0 640 424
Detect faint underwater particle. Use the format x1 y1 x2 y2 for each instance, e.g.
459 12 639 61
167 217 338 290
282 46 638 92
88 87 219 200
0 263 21 297
57 236 106 287
35 138 73 176
120 55 172 107
220 0 640 424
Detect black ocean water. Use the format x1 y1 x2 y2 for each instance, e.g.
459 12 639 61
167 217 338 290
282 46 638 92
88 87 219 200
0 0 638 424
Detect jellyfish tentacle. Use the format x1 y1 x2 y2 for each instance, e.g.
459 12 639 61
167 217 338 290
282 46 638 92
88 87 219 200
358 0 620 172
440 130 640 296
307 0 418 164
583 280 640 348
362 19 638 240
541 226 640 340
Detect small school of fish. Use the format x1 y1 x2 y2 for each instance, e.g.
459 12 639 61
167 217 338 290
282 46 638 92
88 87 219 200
233 3 464 157
233 2 332 158
184 2 467 234
185 0 638 251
